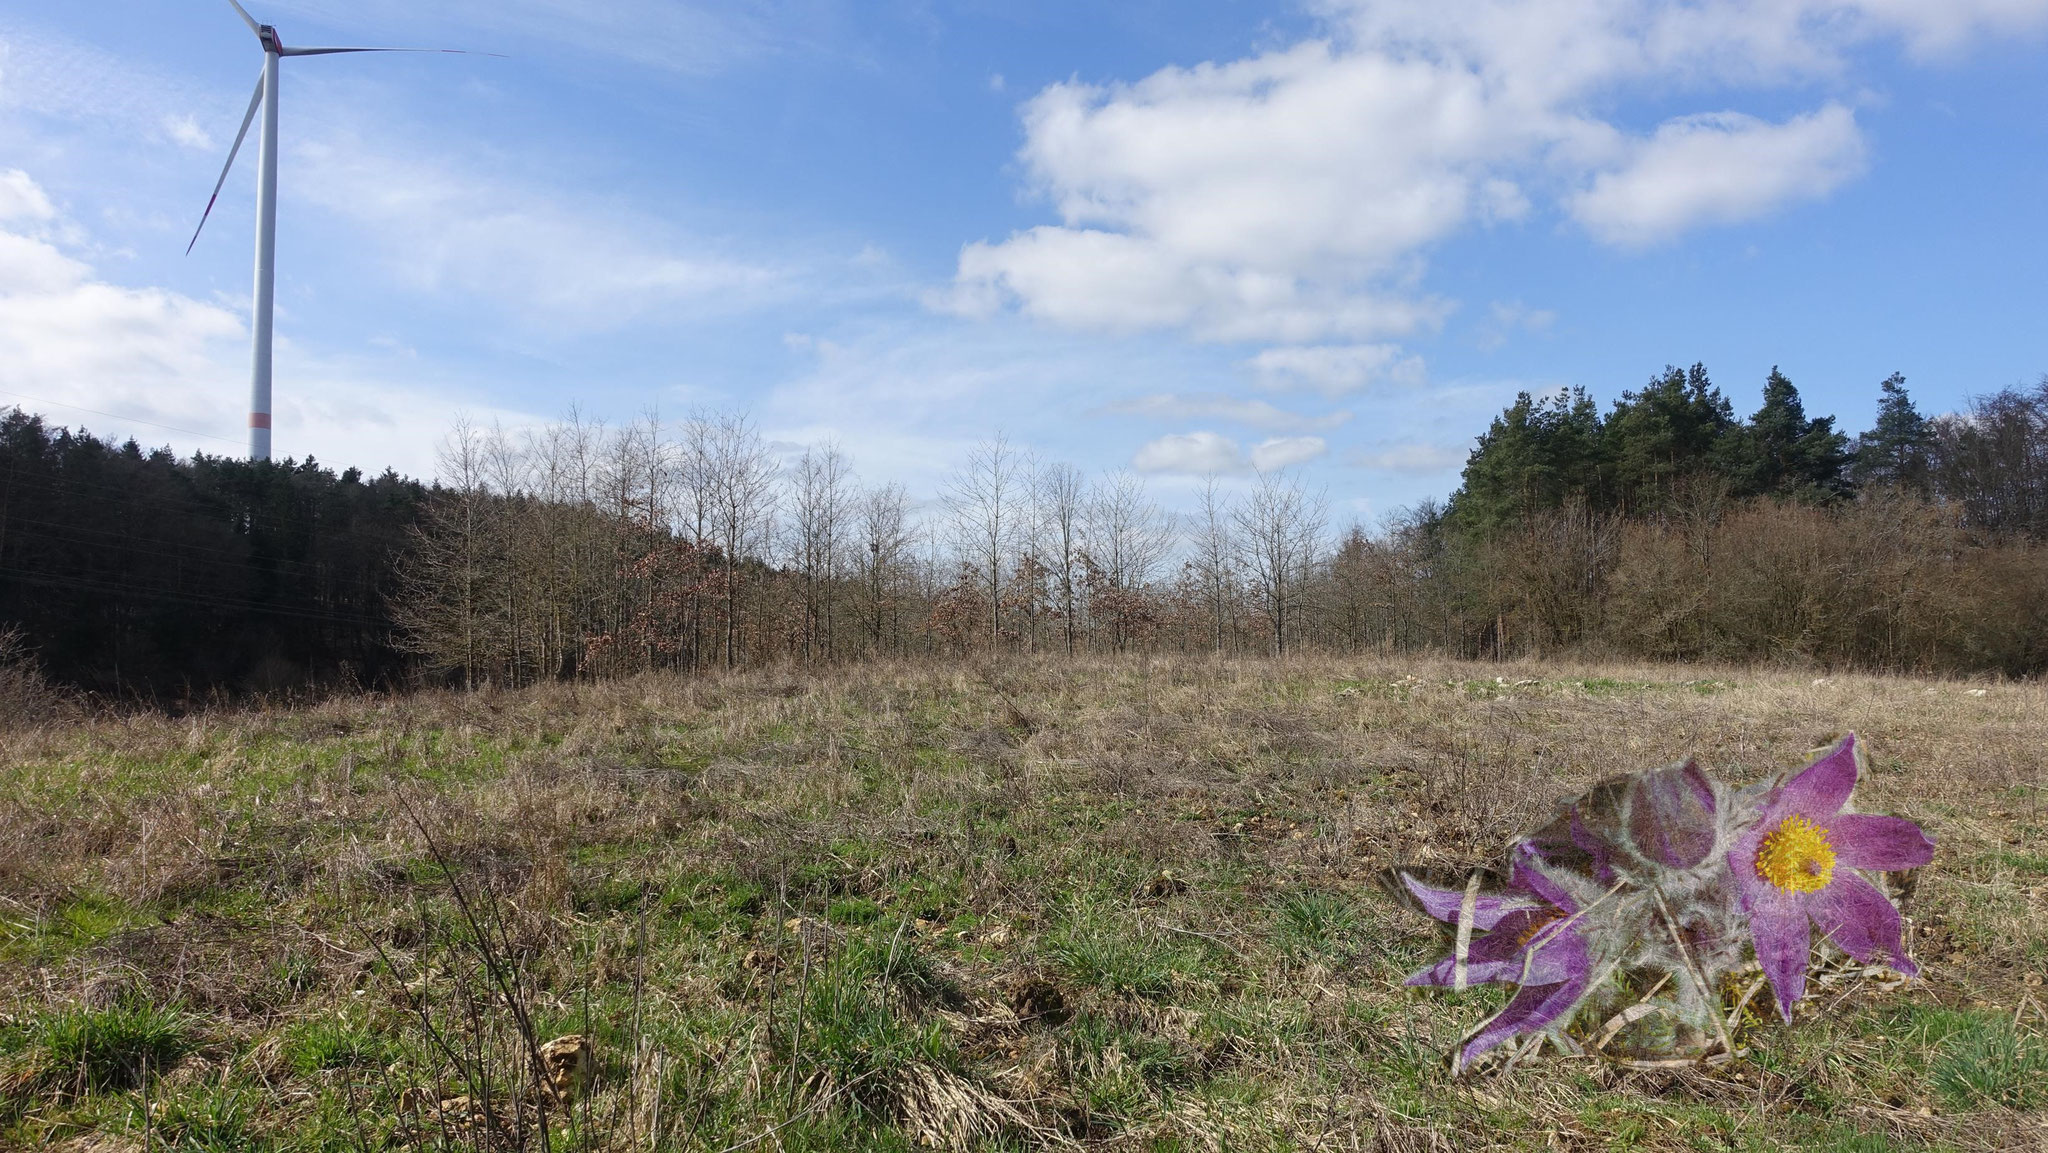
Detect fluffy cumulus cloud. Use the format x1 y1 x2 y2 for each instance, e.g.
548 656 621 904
1569 106 1867 247
0 172 240 401
0 169 536 479
0 169 55 223
1248 343 1426 396
1132 430 1327 475
954 0 2048 343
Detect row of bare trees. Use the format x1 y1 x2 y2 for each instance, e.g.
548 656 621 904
392 416 1337 687
394 402 2048 687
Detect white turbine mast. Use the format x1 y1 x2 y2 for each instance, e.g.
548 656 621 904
187 0 495 462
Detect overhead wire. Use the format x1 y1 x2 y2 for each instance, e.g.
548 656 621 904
0 567 384 628
0 394 245 448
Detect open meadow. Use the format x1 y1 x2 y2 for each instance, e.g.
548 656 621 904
1 657 2043 1151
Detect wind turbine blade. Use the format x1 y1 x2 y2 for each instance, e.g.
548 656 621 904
185 68 266 256
279 45 507 57
225 0 260 36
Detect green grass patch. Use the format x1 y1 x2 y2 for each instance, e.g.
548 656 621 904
283 1017 396 1075
11 997 194 1096
1929 1014 2048 1112
1046 902 1214 1001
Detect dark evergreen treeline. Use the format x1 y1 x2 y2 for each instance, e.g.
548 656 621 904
1337 368 2048 674
0 409 426 700
1449 365 2046 538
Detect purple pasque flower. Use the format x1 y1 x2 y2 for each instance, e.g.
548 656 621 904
1524 758 1721 887
1730 733 1935 1020
1402 863 1594 1070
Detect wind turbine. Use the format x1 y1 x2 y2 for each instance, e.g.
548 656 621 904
188 0 495 462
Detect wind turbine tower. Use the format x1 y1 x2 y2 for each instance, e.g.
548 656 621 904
188 0 492 462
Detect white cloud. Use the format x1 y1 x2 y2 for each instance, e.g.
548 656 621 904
1248 344 1426 396
291 135 791 334
1104 392 1351 433
0 229 90 296
1130 430 1328 475
1569 106 1868 247
0 169 538 479
1133 431 1245 475
162 114 213 151
953 0 2046 340
948 225 1447 342
1250 435 1328 470
0 26 230 147
0 169 55 223
1346 441 1471 474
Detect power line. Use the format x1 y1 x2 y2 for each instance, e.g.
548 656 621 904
0 394 245 447
2 515 369 582
0 566 384 628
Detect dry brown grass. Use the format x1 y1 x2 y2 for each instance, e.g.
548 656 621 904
1 654 2043 1150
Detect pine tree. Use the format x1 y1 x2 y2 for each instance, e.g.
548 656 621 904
1449 387 1607 535
1722 367 1852 500
1853 373 1934 495
1603 363 1737 512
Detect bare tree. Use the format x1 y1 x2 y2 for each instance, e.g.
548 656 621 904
393 418 498 688
786 442 854 663
1932 379 2048 538
1188 475 1237 655
1085 469 1175 591
1035 460 1086 655
855 482 913 654
1083 469 1176 650
1233 470 1329 656
698 411 779 668
944 435 1019 645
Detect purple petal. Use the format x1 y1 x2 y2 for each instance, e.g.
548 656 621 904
1828 814 1935 872
1404 909 1580 987
1455 972 1591 1071
1808 872 1917 976
1728 821 1771 903
1404 954 1527 988
1518 915 1590 987
1568 807 1620 883
1744 887 1813 1021
1507 857 1579 914
1400 872 1538 931
1521 806 1612 886
1774 734 1861 823
1628 759 1717 869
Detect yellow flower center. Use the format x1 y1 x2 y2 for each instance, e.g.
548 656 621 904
1756 815 1837 894
1515 908 1565 947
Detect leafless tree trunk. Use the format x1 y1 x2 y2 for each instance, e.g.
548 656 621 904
1233 470 1328 656
698 412 778 668
945 435 1018 646
1084 469 1176 650
1190 475 1236 655
1035 460 1085 655
856 482 912 655
393 419 499 688
787 443 854 664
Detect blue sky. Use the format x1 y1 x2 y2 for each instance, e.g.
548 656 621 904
2 1 2044 523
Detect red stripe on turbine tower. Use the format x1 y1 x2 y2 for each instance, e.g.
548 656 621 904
249 413 272 429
